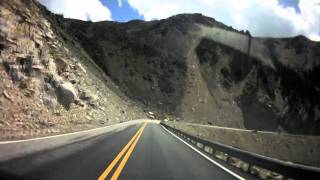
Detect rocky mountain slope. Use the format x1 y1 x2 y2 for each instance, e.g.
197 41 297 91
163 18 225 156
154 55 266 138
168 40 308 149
1 0 320 137
62 15 320 135
0 0 145 140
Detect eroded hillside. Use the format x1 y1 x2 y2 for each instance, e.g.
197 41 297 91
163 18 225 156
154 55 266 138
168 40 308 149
62 15 320 135
0 0 145 139
1 0 320 137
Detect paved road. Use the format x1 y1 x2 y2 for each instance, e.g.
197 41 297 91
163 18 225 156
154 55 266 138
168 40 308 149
0 121 257 180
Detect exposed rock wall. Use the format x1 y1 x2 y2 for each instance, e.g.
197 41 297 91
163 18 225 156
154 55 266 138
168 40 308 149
0 0 145 140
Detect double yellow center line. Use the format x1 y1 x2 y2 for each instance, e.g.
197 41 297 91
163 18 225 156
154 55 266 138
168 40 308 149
98 122 148 180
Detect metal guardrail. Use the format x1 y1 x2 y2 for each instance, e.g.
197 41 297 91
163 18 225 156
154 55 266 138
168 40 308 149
161 122 320 179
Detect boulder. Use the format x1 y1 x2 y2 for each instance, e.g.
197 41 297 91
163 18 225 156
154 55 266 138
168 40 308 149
55 57 69 74
78 90 98 108
42 96 58 111
56 82 77 109
3 61 25 82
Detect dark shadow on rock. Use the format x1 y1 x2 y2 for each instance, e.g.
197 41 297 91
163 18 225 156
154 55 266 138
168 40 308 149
195 38 320 134
264 38 320 135
239 93 279 131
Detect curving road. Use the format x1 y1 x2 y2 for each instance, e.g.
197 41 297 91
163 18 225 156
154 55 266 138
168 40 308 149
0 120 257 180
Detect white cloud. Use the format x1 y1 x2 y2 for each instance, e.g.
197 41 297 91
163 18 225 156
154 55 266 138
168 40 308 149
38 0 111 22
127 0 320 41
118 0 122 7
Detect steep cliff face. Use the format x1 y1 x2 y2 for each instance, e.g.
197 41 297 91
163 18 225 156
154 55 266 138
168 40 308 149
62 14 320 135
0 0 145 139
1 0 320 137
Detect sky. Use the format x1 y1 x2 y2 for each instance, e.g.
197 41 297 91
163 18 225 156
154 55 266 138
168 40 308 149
38 0 320 41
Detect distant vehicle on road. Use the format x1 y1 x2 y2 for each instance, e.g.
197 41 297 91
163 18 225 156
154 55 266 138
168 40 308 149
146 112 155 119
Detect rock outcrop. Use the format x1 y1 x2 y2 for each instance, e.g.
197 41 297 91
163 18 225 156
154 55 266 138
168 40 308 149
56 81 77 109
0 0 145 140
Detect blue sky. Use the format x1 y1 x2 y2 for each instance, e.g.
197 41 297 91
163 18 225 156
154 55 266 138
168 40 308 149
105 0 301 22
38 0 320 41
101 0 143 22
278 0 300 13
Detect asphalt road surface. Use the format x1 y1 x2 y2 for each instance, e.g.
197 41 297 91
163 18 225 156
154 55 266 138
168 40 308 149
0 121 257 180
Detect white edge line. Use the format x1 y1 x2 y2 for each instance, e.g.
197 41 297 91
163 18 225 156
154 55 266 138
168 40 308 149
0 119 153 144
161 125 246 180
0 124 112 144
